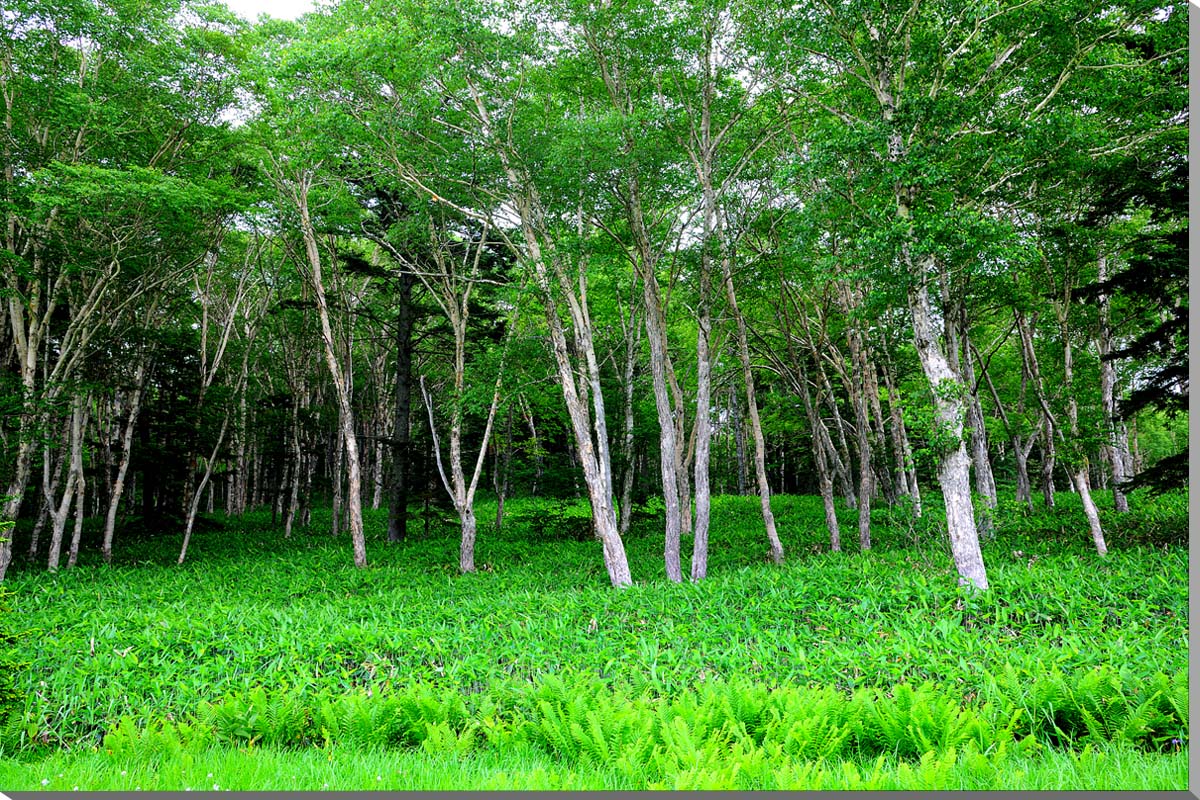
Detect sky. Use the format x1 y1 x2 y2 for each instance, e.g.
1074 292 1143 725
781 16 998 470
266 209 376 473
222 0 316 21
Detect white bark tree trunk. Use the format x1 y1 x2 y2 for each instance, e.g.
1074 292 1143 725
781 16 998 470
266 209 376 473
102 360 148 563
908 270 988 591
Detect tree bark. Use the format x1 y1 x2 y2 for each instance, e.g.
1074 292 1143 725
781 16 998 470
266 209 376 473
102 360 149 563
796 358 841 550
290 169 367 568
908 272 988 591
1058 302 1108 556
47 397 87 572
494 405 513 533
720 233 784 565
1096 252 1130 512
388 269 415 542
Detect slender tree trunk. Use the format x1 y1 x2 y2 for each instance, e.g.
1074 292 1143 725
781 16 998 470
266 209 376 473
102 360 148 563
29 440 62 562
371 437 385 510
331 428 344 537
720 234 784 564
494 405 513 533
797 360 841 550
882 358 921 517
1059 307 1107 556
627 183 685 583
520 397 544 498
973 340 1033 511
65 434 87 569
1096 253 1130 512
284 391 302 539
288 170 366 568
798 324 858 508
842 316 874 550
388 269 415 542
731 384 748 496
47 399 86 572
1016 309 1057 508
177 409 231 564
958 326 995 539
689 89 718 582
617 316 640 535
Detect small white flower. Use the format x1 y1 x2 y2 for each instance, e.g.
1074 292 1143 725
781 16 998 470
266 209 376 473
207 773 213 778
213 784 219 791
41 779 49 786
120 771 127 776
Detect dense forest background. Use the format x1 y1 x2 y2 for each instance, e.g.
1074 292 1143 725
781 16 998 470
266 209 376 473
0 0 1188 589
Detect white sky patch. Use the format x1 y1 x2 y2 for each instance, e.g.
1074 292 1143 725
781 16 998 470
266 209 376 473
222 0 316 22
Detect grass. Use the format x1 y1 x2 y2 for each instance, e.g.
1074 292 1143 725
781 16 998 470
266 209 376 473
0 741 1186 791
0 489 1189 789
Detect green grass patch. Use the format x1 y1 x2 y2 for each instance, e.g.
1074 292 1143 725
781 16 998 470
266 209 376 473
1 490 1188 789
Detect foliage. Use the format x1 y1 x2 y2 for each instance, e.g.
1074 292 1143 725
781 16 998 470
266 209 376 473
1 494 1186 755
0 519 23 730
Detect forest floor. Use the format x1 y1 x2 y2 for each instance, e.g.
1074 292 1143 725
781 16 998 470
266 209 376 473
0 490 1188 790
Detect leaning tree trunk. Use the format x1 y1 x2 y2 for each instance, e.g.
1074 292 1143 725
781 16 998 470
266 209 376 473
796 359 841 551
102 360 148 563
959 330 997 509
973 340 1033 511
1016 309 1057 508
1059 307 1108 556
47 399 87 573
720 234 784 565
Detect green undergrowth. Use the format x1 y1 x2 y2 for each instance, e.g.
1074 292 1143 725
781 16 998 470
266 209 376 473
2 491 1188 785
0 739 1185 791
0 668 1189 790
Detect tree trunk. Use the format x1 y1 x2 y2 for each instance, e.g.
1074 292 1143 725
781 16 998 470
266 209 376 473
177 408 230 564
47 399 86 572
973 340 1033 511
388 269 415 542
797 359 841 550
1096 252 1130 513
908 272 988 591
102 360 148 563
284 390 302 539
1059 305 1107 556
842 317 874 550
1016 309 1057 508
291 170 367 568
720 234 784 565
627 181 686 583
959 332 997 508
731 384 748 495
494 405 513 533
689 90 718 583
882 358 921 517
331 428 344 538
66 428 87 569
617 314 640 535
